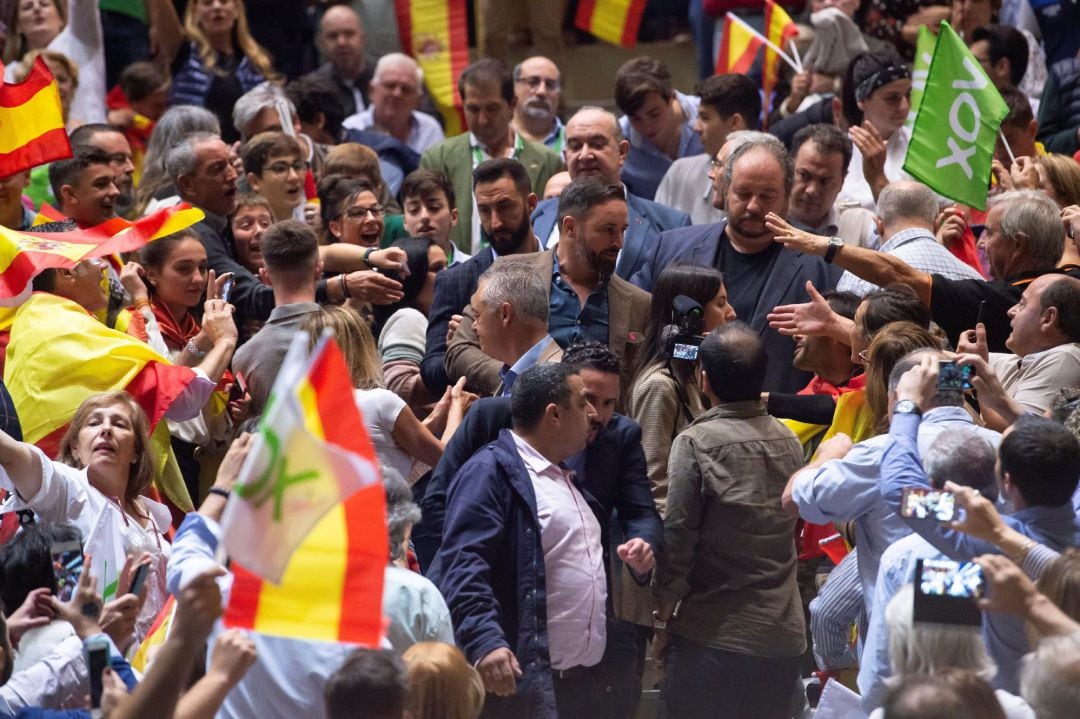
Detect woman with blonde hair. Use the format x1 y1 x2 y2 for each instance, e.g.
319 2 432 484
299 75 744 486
302 305 472 482
170 0 279 142
402 642 484 719
863 320 943 432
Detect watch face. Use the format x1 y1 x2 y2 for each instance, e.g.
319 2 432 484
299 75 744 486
895 400 919 415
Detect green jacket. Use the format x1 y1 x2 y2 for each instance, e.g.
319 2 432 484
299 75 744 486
420 133 562 255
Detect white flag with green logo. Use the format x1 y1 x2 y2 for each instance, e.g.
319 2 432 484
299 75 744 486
902 21 1008 210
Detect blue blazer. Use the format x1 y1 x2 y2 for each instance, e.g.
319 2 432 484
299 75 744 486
636 219 843 393
419 247 496 395
530 193 691 288
415 397 662 574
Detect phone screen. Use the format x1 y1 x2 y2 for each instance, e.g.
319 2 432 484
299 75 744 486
672 343 699 361
913 558 984 626
85 637 110 709
938 361 975 390
221 276 235 303
50 540 83 602
900 488 957 522
129 562 150 597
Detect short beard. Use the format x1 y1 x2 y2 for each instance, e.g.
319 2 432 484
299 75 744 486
481 216 532 255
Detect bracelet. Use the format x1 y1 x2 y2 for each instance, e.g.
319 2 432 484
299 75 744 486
131 299 151 312
1010 538 1037 565
185 339 209 359
339 273 352 299
207 487 231 500
363 247 377 265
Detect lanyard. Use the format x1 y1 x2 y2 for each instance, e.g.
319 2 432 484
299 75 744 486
471 132 525 168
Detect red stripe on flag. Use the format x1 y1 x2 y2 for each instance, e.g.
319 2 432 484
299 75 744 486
621 0 648 47
574 0 598 33
309 341 377 458
393 0 414 56
0 127 71 171
0 249 48 297
225 564 265 630
35 422 68 458
124 360 198 430
0 58 56 107
338 483 387 645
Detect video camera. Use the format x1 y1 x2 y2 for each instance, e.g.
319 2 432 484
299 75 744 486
661 295 707 362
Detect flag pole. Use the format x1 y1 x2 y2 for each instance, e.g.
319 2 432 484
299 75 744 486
789 38 804 73
725 13 800 73
998 128 1017 165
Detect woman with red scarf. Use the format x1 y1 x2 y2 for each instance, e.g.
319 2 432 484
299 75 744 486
118 229 238 504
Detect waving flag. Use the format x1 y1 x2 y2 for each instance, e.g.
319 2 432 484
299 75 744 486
0 57 72 176
574 0 648 49
717 13 765 75
903 22 1009 210
395 0 469 136
764 0 799 106
223 333 387 645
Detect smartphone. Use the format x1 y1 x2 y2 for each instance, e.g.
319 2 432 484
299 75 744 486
50 540 83 602
221 276 235 304
913 558 984 626
129 562 150 597
85 636 110 709
900 487 957 522
975 299 986 326
229 370 248 403
938 360 976 390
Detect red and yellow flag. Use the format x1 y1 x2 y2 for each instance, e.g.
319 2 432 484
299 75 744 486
716 13 765 75
223 334 387 646
394 0 469 136
574 0 648 49
763 0 799 106
0 57 71 177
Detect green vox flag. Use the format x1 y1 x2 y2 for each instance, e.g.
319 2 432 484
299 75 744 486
905 25 936 129
902 21 1008 210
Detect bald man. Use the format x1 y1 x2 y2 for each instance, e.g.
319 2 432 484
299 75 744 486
511 56 565 152
305 5 375 117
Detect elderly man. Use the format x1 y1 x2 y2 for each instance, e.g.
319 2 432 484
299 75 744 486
511 57 564 152
639 141 841 393
421 59 562 256
531 107 690 284
304 5 375 117
767 189 1079 352
788 124 876 249
959 275 1080 427
836 180 984 295
655 323 806 719
448 177 650 397
342 53 445 154
654 74 760 225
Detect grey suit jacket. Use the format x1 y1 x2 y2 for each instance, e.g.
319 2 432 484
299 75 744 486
531 192 691 287
654 153 726 227
639 219 843 393
446 249 651 398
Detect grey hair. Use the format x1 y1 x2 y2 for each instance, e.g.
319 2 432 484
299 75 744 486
877 181 940 230
164 131 223 185
922 429 998 500
884 584 996 686
382 466 421 563
990 190 1065 271
373 52 423 85
723 139 794 197
724 130 783 154
886 348 963 408
136 106 220 212
480 261 549 323
1020 633 1080 719
570 105 626 143
232 82 296 141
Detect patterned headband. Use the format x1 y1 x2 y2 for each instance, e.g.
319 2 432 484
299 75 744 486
854 63 910 102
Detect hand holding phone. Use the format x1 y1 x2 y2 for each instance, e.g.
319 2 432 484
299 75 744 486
914 558 985 626
85 636 110 709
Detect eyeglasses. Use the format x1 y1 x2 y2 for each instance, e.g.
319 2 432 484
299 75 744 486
264 160 307 177
516 76 560 92
343 205 385 220
709 158 724 172
74 257 108 275
858 349 870 362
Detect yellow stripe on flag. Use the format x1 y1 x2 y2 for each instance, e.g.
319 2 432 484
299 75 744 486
296 376 327 442
590 0 634 46
0 82 64 155
252 503 348 641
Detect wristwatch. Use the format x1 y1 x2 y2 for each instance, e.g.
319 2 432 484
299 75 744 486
824 236 844 264
893 399 922 416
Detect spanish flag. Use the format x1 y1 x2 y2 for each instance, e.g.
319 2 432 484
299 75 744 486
763 0 799 108
394 0 469 136
716 13 765 75
223 333 386 645
0 57 71 177
574 0 648 49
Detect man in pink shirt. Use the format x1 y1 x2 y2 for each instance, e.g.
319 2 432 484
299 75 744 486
430 363 653 719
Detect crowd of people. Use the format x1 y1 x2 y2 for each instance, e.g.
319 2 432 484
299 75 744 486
1 0 1080 717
